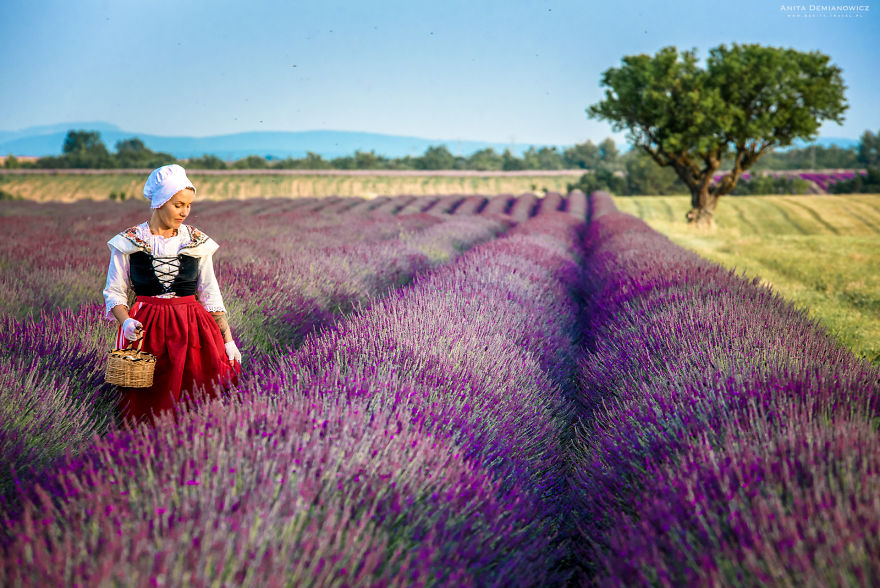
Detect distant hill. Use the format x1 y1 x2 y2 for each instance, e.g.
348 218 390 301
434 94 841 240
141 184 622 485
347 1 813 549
0 122 861 161
0 122 566 160
785 136 860 150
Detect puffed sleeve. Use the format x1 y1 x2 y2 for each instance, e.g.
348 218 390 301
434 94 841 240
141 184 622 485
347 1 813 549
102 244 132 321
197 253 227 313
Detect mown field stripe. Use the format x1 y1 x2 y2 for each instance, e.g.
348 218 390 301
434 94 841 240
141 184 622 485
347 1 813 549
835 198 880 234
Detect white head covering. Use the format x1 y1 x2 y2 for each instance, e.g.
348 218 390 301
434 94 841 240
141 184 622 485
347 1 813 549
143 164 196 209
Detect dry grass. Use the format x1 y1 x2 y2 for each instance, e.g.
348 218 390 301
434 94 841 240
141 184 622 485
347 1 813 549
0 171 580 202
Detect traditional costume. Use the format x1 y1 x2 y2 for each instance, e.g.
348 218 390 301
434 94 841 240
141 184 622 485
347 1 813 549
102 165 241 425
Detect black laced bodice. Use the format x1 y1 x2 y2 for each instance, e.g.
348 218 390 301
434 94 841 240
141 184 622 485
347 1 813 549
129 251 199 296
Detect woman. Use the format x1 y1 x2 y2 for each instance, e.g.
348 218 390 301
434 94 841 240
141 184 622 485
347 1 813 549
103 164 242 426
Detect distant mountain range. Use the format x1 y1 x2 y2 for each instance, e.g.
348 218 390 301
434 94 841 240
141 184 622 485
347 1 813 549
0 122 567 160
786 136 861 151
0 121 861 160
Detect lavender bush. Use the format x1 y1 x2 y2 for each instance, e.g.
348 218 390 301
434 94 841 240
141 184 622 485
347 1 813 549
223 212 508 355
0 200 460 320
572 191 880 584
0 306 119 505
1 212 588 585
0 202 506 516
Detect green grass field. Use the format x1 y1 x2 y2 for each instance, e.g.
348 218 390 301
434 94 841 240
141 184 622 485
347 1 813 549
615 194 880 364
0 171 580 202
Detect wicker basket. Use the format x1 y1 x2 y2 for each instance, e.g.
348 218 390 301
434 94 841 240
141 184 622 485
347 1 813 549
105 333 157 387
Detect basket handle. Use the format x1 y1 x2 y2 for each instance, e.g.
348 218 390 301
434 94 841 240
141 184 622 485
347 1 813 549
124 327 146 355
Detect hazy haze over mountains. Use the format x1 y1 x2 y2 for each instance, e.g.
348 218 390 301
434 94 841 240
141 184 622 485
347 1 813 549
0 122 568 161
0 122 861 162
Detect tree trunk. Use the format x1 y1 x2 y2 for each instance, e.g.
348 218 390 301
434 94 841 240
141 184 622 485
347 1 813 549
686 184 718 227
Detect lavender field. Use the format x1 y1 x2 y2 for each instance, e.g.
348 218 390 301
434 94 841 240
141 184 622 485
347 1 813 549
1 191 878 586
616 194 880 364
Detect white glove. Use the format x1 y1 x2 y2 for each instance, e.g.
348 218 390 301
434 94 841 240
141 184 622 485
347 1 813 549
225 340 242 364
122 318 143 342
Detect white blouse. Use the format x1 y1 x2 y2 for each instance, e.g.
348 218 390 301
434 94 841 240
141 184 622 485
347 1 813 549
102 222 227 320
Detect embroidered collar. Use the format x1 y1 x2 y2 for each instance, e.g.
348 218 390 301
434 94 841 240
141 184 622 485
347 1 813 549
180 226 209 251
121 224 153 254
120 223 207 255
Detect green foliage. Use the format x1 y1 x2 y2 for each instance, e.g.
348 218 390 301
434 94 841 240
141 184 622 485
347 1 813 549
829 166 880 194
415 145 456 170
588 43 848 217
298 151 330 169
858 130 880 166
62 130 103 155
113 137 177 168
328 150 393 170
622 151 686 195
730 174 811 195
56 130 113 168
260 141 616 171
752 144 859 170
709 44 847 147
501 149 527 171
302 151 331 169
598 138 619 164
562 140 601 169
271 151 332 169
522 146 564 170
568 149 685 195
4 155 20 169
232 155 268 169
31 132 176 169
186 154 228 169
353 150 389 170
328 154 355 169
34 155 62 167
23 122 874 179
567 166 625 195
24 129 628 172
561 139 619 170
467 148 503 170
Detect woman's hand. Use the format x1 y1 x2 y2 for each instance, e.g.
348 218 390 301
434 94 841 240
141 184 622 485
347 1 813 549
225 340 242 365
122 317 143 341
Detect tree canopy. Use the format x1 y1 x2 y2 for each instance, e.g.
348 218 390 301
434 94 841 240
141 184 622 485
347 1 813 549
858 129 880 167
588 43 847 225
59 130 113 168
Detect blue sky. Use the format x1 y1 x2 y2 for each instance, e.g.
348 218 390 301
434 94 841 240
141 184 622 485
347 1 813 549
1 0 877 147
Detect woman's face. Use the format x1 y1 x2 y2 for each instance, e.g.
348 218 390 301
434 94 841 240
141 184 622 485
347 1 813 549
156 188 195 229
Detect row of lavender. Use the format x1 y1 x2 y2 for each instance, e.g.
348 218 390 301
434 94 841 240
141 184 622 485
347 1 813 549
0 202 507 513
1 212 587 585
0 200 505 330
0 191 587 324
710 170 866 192
572 191 880 584
246 189 589 224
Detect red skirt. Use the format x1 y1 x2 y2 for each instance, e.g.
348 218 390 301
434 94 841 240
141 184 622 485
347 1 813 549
115 295 241 426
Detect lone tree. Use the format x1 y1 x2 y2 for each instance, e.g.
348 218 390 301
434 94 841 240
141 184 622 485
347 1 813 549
588 44 847 225
61 130 112 168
